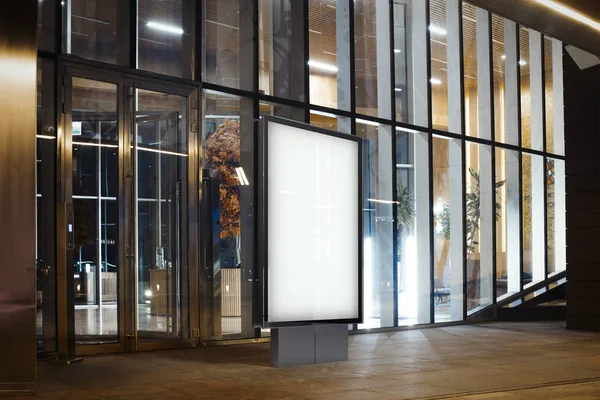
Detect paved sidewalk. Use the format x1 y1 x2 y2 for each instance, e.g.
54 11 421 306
22 322 600 399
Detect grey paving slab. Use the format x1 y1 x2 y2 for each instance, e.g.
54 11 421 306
29 322 600 400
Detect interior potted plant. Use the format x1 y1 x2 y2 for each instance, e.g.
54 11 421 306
438 168 505 309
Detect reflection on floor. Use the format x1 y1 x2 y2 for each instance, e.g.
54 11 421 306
359 304 452 329
35 322 600 400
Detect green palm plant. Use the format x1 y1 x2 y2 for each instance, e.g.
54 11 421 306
397 182 416 231
438 168 505 259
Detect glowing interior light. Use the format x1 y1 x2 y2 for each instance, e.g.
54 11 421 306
429 25 447 36
146 21 184 35
430 77 442 85
394 49 402 53
501 55 527 66
308 60 338 73
533 0 600 32
356 118 380 127
145 290 152 298
395 88 403 92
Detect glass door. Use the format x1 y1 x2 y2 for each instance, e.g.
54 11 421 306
63 65 199 354
67 72 124 352
129 82 197 348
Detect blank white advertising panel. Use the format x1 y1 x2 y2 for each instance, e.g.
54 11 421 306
262 117 362 325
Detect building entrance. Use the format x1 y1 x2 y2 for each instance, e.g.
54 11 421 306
59 65 199 354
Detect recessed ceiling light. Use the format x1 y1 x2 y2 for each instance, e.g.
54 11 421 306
429 25 447 36
519 60 527 66
430 77 442 85
395 88 403 92
394 49 402 53
308 60 338 73
146 21 184 35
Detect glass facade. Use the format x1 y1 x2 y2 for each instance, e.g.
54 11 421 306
36 0 566 352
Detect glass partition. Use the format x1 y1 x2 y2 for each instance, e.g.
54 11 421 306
357 120 394 328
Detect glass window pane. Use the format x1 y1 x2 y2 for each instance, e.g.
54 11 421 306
495 148 520 299
394 0 428 126
430 0 448 130
204 0 254 90
466 143 493 313
71 77 119 344
202 90 255 339
308 0 351 111
259 102 305 122
430 0 460 133
547 158 566 275
309 110 351 133
463 4 492 140
357 121 394 329
545 38 564 156
135 89 189 339
36 59 57 353
494 16 519 146
65 0 118 64
433 136 463 322
396 128 431 325
522 153 545 287
259 0 306 101
463 4 478 137
520 28 544 151
520 28 531 148
138 0 194 78
354 0 391 119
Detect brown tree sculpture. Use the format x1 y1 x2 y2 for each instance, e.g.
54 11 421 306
205 119 241 241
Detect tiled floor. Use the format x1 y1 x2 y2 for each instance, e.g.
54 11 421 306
25 321 600 399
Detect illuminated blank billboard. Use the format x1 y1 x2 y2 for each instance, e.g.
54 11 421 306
257 116 363 327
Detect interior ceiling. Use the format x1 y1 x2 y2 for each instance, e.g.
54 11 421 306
467 0 600 56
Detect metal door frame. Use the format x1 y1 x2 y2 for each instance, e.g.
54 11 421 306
57 60 200 356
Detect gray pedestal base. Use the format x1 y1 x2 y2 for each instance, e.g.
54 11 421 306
270 324 348 368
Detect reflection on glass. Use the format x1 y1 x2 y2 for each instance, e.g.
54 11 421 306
64 0 118 64
259 0 305 101
495 148 521 299
433 136 462 322
522 153 545 287
135 89 189 339
547 158 566 275
204 0 253 90
71 77 119 344
396 128 430 325
138 0 194 78
357 121 394 329
308 0 350 110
